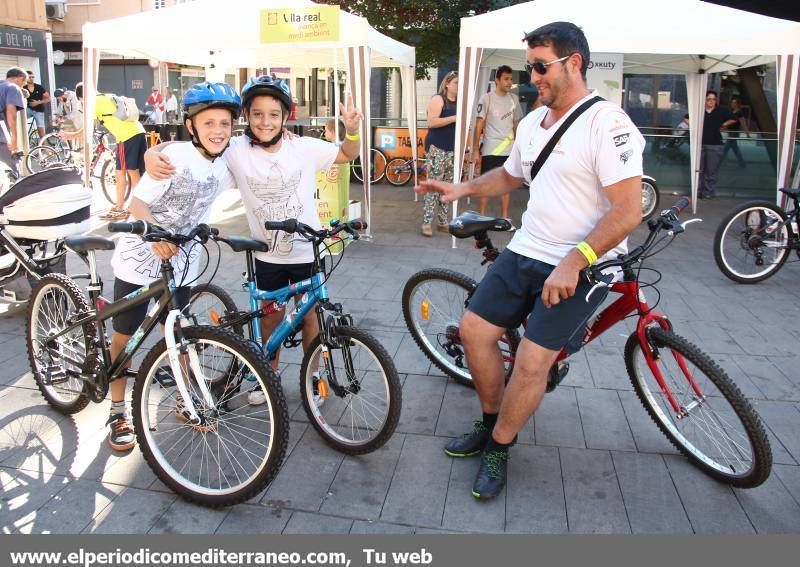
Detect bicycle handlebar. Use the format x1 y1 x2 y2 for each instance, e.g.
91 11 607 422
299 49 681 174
108 220 218 244
584 198 696 284
265 218 368 243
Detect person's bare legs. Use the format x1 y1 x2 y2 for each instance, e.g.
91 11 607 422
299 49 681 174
500 194 511 220
479 197 489 216
106 331 134 451
459 310 507 412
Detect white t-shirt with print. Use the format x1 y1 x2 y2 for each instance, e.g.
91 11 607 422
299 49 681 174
504 92 645 266
225 135 339 264
476 90 522 157
111 143 233 286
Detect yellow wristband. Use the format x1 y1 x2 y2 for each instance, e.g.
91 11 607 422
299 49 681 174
576 241 598 265
345 132 360 141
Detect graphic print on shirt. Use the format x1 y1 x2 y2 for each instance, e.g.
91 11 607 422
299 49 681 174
245 164 303 258
118 167 219 280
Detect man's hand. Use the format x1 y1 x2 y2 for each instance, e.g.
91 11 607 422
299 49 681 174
151 241 178 260
414 179 466 203
471 149 482 169
541 253 585 308
144 149 175 180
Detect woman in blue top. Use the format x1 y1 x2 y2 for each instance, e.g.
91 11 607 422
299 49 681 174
421 71 458 237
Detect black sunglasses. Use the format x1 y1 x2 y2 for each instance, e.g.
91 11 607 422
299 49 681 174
525 55 571 76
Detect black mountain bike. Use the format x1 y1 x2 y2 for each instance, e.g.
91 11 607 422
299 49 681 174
713 187 800 283
25 221 289 507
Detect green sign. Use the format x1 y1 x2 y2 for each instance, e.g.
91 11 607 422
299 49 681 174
260 6 340 43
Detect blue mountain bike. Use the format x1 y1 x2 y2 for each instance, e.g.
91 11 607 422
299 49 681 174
190 218 402 455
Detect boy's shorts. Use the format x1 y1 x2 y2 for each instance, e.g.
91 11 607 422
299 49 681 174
112 278 191 335
254 258 326 293
116 132 146 174
466 249 608 352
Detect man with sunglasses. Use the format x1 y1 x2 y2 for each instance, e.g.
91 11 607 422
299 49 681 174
416 21 643 500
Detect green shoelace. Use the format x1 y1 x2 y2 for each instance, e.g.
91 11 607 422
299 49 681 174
484 450 508 479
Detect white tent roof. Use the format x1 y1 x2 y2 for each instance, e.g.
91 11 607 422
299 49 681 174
82 0 415 68
462 0 800 73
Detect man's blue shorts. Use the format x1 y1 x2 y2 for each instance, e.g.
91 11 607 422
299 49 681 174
467 248 607 352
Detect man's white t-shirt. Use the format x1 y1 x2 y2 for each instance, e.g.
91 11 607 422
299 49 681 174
476 90 522 157
111 143 233 285
225 135 338 264
504 92 645 266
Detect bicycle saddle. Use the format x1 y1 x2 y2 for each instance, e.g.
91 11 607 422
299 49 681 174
448 211 513 239
220 236 268 253
65 235 115 255
779 187 800 199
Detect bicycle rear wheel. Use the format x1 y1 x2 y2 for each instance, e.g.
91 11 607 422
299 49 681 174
99 158 132 205
24 145 60 174
641 176 660 221
402 268 519 388
625 327 771 487
187 283 243 335
300 325 401 454
25 274 95 414
385 157 413 186
713 200 789 283
351 149 388 184
133 325 289 507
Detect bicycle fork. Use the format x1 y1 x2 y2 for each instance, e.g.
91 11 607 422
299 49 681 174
163 310 215 426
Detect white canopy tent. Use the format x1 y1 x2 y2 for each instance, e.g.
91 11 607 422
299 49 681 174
455 0 800 215
81 0 418 236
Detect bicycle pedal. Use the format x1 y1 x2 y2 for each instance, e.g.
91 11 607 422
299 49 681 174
43 369 68 385
546 361 570 393
153 367 176 388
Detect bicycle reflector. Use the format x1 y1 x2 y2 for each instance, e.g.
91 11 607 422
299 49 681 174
208 309 221 325
421 299 430 320
317 377 329 400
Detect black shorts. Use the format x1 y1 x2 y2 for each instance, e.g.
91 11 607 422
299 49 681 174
116 132 146 174
480 155 508 173
466 249 608 352
254 259 325 293
112 278 191 335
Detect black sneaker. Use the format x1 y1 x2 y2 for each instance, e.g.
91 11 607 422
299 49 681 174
106 413 135 452
444 420 491 457
472 448 508 500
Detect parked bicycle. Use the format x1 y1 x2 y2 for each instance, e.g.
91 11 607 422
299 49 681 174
403 203 772 488
713 188 800 283
186 218 402 455
25 221 289 507
26 128 131 206
351 148 388 184
384 157 428 186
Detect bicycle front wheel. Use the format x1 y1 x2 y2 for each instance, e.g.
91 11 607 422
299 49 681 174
625 328 771 487
133 325 289 507
402 268 519 388
24 145 60 174
385 157 412 186
26 274 95 414
713 200 789 283
300 326 401 454
99 158 131 205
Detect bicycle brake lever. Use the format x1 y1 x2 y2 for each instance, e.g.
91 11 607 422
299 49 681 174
585 280 610 303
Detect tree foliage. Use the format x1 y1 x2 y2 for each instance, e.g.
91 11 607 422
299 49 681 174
317 0 520 78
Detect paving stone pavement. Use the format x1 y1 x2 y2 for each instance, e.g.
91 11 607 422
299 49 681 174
2 183 799 534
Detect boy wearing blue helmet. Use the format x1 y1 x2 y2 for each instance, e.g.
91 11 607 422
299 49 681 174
146 75 363 406
104 82 240 451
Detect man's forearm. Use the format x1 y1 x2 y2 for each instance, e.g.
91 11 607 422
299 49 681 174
575 200 641 265
461 166 519 199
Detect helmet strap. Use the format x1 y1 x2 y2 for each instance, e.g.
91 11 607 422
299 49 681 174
186 117 228 160
243 107 287 149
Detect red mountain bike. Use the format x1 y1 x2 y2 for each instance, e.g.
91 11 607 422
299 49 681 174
403 201 772 488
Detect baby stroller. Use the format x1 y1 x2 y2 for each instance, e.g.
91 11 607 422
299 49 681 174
0 167 92 302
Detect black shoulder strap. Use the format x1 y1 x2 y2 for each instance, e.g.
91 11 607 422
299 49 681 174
530 95 604 181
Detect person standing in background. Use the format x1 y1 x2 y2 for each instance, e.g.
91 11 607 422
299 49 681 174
165 89 179 124
421 71 458 237
24 70 50 141
699 90 736 199
721 97 749 168
0 67 27 177
473 65 522 223
146 86 165 124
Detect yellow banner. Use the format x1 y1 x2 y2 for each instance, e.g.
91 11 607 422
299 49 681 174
260 6 340 43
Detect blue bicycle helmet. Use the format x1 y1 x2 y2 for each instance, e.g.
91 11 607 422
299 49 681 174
182 82 241 159
241 75 292 113
182 81 241 119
